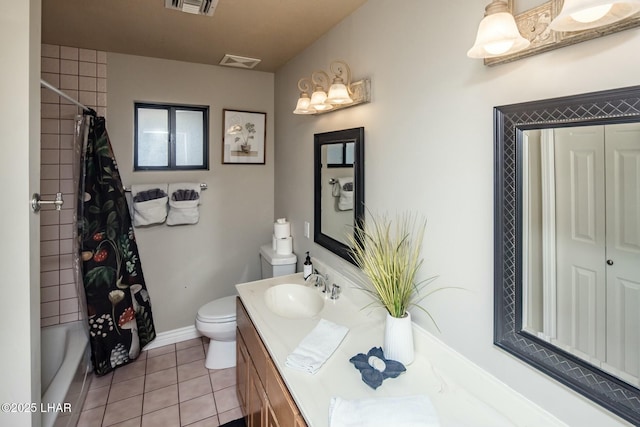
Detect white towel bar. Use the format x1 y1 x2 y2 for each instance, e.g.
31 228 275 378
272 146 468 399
124 183 208 192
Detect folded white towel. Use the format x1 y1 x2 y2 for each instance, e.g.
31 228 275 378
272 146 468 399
167 182 201 226
337 177 353 211
131 184 168 227
286 319 349 374
332 182 341 197
329 395 439 427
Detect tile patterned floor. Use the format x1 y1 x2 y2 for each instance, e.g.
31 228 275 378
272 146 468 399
77 337 243 427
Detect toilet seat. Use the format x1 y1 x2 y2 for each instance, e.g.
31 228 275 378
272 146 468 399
196 295 236 323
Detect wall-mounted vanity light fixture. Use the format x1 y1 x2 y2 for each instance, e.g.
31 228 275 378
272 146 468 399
293 61 371 115
469 0 640 62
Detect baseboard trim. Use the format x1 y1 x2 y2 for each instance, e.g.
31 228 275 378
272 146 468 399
142 325 201 351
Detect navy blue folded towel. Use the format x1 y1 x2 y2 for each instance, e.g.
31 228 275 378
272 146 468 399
171 189 200 201
349 347 406 389
133 188 167 202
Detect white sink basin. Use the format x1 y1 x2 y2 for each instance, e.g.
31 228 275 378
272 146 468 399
264 283 325 319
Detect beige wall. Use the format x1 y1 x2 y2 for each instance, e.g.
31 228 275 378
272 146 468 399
107 53 275 332
274 0 640 426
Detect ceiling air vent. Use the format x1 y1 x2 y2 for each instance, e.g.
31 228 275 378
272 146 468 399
165 0 219 16
219 54 262 70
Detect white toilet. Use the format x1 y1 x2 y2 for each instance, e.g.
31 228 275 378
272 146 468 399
259 244 297 279
195 245 297 369
196 295 237 369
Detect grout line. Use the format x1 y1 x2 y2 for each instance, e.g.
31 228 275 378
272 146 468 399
140 357 147 425
208 365 220 418
103 381 115 425
84 345 240 426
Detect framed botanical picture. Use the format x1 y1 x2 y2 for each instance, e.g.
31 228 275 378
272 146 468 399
222 109 266 164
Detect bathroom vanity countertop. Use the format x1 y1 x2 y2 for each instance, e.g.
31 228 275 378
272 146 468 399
236 272 567 427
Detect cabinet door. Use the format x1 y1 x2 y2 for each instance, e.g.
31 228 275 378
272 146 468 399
266 359 299 427
248 364 267 427
236 331 249 415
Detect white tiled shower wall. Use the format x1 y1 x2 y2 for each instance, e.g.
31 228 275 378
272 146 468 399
40 44 107 326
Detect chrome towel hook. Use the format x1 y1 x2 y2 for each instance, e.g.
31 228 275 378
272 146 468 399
31 192 64 212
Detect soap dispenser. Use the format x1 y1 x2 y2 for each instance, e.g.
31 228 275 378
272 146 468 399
303 252 313 280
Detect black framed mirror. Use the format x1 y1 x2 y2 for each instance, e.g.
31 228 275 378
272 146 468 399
494 86 640 425
314 127 364 264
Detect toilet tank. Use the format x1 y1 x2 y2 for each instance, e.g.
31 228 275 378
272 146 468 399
259 244 297 279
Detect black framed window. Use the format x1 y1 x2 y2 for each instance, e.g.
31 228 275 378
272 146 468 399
134 102 209 170
326 140 355 168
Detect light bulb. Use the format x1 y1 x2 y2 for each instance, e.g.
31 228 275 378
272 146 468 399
484 40 515 55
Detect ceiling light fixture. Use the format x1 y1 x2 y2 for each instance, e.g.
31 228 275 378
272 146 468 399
293 61 370 115
549 0 640 31
467 0 530 59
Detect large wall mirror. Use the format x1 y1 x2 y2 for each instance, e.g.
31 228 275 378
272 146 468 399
494 86 640 424
314 127 364 263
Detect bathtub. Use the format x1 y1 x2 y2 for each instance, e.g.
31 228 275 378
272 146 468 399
41 321 92 427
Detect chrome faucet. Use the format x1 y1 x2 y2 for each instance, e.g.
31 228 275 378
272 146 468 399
305 270 329 293
330 284 341 300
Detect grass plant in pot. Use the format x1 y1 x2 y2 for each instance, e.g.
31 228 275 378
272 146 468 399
347 211 437 365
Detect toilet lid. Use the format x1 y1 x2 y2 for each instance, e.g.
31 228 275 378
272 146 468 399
197 295 237 322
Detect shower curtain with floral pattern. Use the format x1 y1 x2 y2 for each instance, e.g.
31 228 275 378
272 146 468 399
78 113 156 376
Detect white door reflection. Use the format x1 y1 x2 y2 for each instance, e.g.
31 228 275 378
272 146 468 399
522 123 640 386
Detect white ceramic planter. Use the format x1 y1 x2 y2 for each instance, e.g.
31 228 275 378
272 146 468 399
383 311 414 365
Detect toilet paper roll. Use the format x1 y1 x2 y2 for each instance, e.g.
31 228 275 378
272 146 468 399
272 234 277 250
276 236 293 255
274 219 291 239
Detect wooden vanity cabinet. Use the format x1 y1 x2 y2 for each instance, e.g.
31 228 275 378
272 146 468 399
236 298 308 427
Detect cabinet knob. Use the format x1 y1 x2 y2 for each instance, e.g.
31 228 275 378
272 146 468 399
606 259 614 266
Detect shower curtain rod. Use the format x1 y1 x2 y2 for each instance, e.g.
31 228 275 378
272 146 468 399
40 79 94 113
